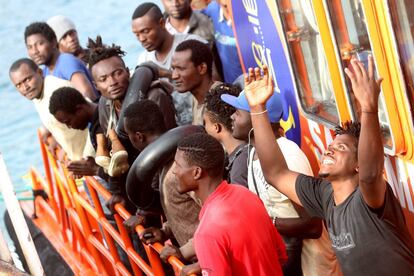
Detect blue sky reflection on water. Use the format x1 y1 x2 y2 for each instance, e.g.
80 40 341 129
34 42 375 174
0 1 161 257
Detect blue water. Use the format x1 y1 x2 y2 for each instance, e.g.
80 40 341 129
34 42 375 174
0 0 165 186
0 0 160 265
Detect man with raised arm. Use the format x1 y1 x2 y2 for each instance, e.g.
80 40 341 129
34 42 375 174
244 57 414 275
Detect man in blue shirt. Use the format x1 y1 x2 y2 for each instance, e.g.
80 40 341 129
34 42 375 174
201 0 243 83
24 22 98 101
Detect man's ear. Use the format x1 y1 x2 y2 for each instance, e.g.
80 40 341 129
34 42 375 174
75 104 84 114
136 132 145 143
193 166 202 180
198 62 208 75
36 68 43 76
52 39 58 49
214 123 222 134
159 17 165 28
355 166 359 173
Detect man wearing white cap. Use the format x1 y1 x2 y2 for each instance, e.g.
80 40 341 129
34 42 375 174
47 15 88 63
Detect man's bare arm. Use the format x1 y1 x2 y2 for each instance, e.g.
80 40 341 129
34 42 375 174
275 202 322 239
345 56 386 208
71 72 97 101
244 66 302 205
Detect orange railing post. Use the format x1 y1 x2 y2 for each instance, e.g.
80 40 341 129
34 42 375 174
32 133 195 275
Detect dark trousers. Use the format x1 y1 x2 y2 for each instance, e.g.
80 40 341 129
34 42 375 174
282 236 303 276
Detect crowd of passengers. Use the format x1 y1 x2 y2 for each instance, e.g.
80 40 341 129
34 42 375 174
7 0 414 275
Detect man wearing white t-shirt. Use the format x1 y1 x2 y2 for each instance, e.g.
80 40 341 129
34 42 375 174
131 2 207 126
9 58 95 168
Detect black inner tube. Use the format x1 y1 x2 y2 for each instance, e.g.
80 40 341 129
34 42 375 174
126 125 205 210
116 63 159 140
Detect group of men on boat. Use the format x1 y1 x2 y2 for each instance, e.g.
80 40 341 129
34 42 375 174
7 0 414 275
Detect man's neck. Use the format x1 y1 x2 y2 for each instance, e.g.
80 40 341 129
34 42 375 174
155 32 174 62
221 132 244 155
114 99 123 115
168 11 192 33
87 102 98 122
330 178 359 205
46 50 59 72
36 80 45 100
192 77 213 104
196 177 224 204
147 133 162 146
73 47 83 58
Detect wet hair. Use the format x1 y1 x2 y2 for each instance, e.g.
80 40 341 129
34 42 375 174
178 133 225 177
205 83 240 131
9 58 38 74
132 2 163 21
124 100 166 134
334 121 361 141
87 35 126 69
49 87 87 115
175 39 213 77
24 22 57 43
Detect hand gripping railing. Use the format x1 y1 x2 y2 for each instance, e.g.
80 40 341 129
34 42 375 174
31 129 194 275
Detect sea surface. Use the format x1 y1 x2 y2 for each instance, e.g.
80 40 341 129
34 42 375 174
0 0 160 265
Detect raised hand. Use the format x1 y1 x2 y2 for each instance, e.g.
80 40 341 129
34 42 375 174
344 55 383 113
244 65 274 109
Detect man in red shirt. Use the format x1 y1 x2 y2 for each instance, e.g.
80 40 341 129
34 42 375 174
173 132 287 275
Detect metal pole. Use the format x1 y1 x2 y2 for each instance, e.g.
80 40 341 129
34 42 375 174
0 153 44 276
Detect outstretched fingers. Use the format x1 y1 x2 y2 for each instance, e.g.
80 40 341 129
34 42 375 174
248 67 255 82
344 66 355 83
355 58 367 79
262 65 273 90
254 67 261 81
350 58 363 80
367 55 374 80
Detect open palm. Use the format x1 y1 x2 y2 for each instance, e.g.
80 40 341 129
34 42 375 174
345 55 382 112
244 65 274 108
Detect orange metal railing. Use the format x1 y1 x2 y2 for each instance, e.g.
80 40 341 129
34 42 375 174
30 130 193 275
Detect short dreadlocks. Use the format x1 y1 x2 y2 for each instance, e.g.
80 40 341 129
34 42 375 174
334 121 361 150
334 121 361 140
87 35 126 69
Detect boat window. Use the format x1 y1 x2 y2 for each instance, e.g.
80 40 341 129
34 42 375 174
326 0 393 148
388 0 414 123
276 0 339 125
